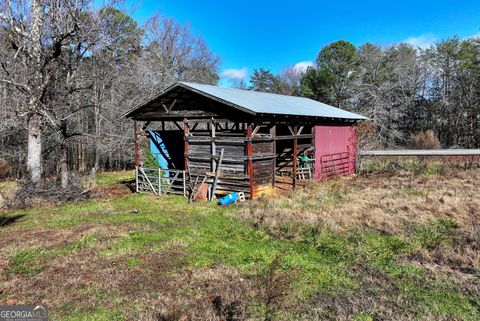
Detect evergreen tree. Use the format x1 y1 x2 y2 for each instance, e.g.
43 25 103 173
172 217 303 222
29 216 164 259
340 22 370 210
249 68 280 93
300 40 358 108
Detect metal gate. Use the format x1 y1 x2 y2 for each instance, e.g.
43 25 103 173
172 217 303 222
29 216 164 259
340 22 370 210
135 166 186 196
314 125 356 180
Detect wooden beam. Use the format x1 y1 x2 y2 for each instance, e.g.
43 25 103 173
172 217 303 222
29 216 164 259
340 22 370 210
288 125 296 136
167 99 177 112
190 122 199 131
134 120 139 166
275 134 313 140
211 118 216 172
293 125 298 190
297 126 304 136
246 124 254 199
252 124 262 136
312 125 316 179
141 121 151 131
184 119 189 170
270 125 276 188
173 121 183 131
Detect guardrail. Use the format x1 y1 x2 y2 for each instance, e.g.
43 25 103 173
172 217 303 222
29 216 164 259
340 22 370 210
359 149 480 157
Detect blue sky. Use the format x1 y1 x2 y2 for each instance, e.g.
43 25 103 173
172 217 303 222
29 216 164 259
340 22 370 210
128 0 480 84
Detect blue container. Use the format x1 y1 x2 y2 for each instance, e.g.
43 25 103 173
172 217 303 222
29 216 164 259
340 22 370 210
218 192 239 206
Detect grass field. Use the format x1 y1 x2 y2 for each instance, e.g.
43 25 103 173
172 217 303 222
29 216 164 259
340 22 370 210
0 166 479 320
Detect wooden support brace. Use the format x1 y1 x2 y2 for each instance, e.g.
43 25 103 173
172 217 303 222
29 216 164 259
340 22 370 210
167 99 177 112
252 125 262 136
134 120 139 166
184 119 189 171
297 126 304 136
288 125 295 136
191 122 199 131
246 124 254 199
174 121 184 131
293 126 298 190
211 118 216 172
270 125 276 188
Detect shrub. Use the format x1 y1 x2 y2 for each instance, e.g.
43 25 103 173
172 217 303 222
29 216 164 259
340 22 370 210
357 122 382 150
144 146 159 168
11 177 87 208
0 158 12 179
408 130 441 149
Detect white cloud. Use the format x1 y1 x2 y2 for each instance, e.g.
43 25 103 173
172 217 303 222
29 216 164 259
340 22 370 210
293 61 314 74
404 33 437 49
220 67 248 80
467 32 480 39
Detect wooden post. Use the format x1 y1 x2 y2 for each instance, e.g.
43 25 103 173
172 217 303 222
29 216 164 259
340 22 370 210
293 126 298 190
135 165 139 193
246 124 254 199
182 170 186 196
183 118 189 170
312 125 316 180
158 167 162 195
211 118 216 172
134 120 139 166
270 124 276 188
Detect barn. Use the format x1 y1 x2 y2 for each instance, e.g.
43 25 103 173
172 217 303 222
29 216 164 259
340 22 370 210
124 82 367 199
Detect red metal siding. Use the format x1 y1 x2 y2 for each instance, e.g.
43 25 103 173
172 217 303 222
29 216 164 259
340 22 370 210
314 125 356 180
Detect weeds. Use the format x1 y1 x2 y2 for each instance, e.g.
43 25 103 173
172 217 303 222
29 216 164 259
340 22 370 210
251 255 296 321
1 168 480 320
412 219 457 250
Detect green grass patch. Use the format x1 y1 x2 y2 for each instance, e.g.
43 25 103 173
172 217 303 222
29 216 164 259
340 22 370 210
2 184 479 320
65 308 124 321
360 159 449 176
95 170 134 187
410 218 457 250
0 180 17 192
8 248 46 276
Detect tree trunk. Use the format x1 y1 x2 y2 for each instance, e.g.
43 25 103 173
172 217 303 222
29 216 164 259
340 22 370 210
26 0 44 183
59 137 69 188
27 114 42 182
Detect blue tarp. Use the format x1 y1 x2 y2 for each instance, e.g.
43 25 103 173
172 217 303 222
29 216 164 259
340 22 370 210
149 131 169 169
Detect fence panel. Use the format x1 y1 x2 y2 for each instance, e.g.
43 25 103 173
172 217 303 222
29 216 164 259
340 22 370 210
136 166 186 196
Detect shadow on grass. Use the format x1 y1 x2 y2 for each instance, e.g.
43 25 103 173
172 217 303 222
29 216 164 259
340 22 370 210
123 180 136 192
0 214 25 228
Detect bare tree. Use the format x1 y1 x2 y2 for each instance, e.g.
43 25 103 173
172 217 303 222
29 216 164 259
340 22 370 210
356 43 424 146
0 0 106 186
276 66 303 95
137 15 220 95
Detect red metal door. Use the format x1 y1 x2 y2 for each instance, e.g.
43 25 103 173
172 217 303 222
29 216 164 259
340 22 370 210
314 125 356 180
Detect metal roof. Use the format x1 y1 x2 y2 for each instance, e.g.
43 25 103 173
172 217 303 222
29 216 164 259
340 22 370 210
125 81 368 120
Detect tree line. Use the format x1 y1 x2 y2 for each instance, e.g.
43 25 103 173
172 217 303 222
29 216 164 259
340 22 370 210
248 38 480 149
1 0 479 187
0 0 219 185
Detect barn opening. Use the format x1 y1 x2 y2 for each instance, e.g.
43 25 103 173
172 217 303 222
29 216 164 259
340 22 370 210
124 82 367 199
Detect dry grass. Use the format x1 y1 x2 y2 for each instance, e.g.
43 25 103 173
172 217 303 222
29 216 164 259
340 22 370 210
1 167 479 320
242 170 480 236
408 130 441 149
240 166 480 320
0 219 256 320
